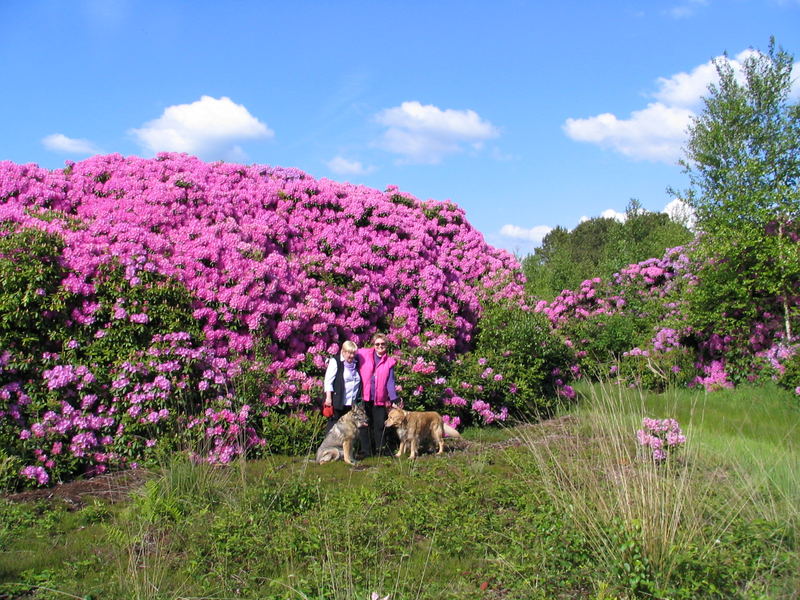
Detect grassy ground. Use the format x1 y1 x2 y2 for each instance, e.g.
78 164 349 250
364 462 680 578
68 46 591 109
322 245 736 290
0 383 798 600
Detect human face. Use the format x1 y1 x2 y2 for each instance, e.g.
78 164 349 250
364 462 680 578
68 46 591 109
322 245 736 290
374 339 387 356
341 348 356 362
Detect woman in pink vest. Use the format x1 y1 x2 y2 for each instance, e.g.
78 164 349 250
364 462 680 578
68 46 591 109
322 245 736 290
357 333 398 457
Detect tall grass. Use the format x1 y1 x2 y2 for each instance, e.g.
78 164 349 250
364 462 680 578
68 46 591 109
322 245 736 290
662 385 800 529
107 453 240 599
519 381 800 597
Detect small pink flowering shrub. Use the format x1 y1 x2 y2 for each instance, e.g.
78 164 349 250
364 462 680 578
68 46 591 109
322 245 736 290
691 358 735 391
636 417 686 462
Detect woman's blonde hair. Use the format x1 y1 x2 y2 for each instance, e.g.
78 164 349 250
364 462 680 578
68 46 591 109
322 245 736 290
341 340 358 353
371 333 388 345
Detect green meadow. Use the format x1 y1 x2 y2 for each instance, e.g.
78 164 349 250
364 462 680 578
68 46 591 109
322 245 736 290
1 383 798 600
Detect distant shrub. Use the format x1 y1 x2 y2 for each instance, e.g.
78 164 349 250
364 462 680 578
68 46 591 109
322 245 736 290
778 352 800 393
617 347 698 392
564 312 650 377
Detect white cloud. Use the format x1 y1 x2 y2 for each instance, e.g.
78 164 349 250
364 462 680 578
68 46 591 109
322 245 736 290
42 133 102 155
667 0 709 19
375 101 499 164
663 198 697 228
600 208 627 222
564 49 799 164
130 96 273 160
564 103 694 163
652 61 719 108
579 209 627 223
500 224 553 244
325 156 374 176
652 49 760 108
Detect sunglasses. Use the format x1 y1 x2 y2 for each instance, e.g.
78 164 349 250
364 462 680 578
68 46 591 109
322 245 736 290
374 342 387 347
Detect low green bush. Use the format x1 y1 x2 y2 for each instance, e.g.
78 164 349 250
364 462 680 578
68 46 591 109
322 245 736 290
569 312 648 370
616 347 699 391
467 302 576 415
778 351 800 392
0 449 23 493
256 411 327 456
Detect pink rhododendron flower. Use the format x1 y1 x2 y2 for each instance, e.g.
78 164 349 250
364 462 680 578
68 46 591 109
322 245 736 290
637 417 685 462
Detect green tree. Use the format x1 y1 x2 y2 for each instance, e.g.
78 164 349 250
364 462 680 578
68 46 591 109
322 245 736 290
569 217 623 273
522 208 692 300
676 39 800 340
522 226 574 299
602 200 693 274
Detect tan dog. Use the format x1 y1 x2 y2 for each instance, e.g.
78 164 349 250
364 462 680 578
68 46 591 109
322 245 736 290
316 404 369 465
384 406 461 459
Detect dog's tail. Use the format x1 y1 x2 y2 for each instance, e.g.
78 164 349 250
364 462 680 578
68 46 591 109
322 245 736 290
443 424 461 438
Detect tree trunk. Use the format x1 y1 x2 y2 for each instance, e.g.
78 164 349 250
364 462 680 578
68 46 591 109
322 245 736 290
784 296 793 341
778 221 793 341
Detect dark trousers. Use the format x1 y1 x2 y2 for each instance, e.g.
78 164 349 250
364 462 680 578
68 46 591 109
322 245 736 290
323 405 352 437
358 403 392 457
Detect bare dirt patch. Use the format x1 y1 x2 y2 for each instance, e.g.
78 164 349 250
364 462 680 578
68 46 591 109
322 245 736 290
4 468 151 507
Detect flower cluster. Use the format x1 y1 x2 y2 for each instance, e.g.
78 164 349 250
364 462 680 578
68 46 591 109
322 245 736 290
692 359 734 391
470 399 509 424
442 414 461 432
1 153 522 365
636 417 686 462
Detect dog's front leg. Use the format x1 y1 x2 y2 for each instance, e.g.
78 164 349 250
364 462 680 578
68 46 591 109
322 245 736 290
343 439 355 464
395 441 404 458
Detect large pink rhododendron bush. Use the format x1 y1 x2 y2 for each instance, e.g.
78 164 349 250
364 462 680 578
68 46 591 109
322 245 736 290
0 153 528 487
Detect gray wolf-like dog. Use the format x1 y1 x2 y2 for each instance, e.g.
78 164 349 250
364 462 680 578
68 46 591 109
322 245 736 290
384 406 461 459
316 404 369 465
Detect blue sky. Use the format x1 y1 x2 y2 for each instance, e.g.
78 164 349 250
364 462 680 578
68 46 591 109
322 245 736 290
2 0 799 255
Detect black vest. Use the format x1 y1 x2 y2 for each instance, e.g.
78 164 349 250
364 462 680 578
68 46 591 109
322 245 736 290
331 354 361 409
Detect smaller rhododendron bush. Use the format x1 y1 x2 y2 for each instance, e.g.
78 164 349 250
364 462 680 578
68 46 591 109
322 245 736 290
0 153 542 488
394 302 577 427
533 244 800 392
